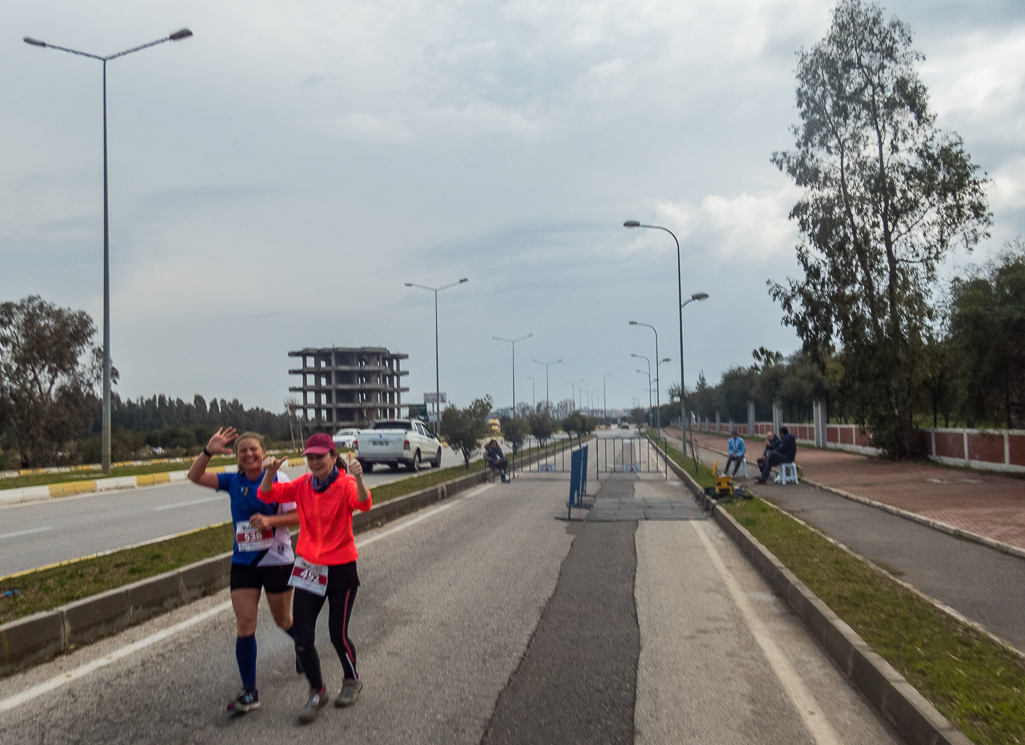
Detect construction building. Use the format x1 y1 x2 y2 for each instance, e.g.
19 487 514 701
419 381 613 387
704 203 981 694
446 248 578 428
288 347 409 431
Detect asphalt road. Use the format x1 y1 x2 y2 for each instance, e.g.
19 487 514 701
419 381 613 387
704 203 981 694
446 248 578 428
0 467 902 744
0 446 465 577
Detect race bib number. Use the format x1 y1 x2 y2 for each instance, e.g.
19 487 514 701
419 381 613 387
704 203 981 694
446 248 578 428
288 556 329 596
235 521 274 552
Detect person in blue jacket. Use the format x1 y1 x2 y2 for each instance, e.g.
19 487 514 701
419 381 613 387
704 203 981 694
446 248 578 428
723 429 746 476
188 427 300 713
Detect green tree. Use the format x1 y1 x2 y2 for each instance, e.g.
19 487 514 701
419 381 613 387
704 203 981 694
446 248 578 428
441 396 493 467
946 240 1025 428
0 296 108 467
500 415 529 453
527 409 555 445
770 0 990 456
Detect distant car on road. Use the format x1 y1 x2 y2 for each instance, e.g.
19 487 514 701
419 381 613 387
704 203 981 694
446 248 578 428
620 423 630 430
354 419 442 472
332 428 360 449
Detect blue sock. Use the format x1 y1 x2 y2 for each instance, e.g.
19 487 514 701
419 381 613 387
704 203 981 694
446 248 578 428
236 634 257 691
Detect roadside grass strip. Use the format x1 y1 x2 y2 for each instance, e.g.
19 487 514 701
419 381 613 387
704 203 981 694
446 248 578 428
644 431 717 489
723 497 1025 745
0 523 234 626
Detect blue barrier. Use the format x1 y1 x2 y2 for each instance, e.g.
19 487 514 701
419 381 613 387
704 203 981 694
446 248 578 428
567 444 589 519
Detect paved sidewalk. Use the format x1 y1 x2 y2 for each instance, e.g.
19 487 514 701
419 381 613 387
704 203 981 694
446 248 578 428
672 428 1025 551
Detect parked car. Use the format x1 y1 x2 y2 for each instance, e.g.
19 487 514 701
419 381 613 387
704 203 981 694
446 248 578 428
354 419 442 472
332 428 360 449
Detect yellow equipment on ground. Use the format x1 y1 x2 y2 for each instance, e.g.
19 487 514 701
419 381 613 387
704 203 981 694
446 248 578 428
488 418 501 436
712 459 736 497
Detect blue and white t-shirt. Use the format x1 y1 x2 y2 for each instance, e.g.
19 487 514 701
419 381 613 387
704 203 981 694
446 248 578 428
217 470 296 567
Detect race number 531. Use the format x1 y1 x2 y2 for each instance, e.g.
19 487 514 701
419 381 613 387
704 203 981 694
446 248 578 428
235 521 274 551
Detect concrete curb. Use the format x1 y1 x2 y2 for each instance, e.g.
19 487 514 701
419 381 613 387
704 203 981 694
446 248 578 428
645 437 972 745
697 440 1025 563
0 467 488 678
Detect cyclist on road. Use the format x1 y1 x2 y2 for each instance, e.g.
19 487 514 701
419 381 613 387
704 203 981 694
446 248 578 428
259 432 372 724
188 427 300 713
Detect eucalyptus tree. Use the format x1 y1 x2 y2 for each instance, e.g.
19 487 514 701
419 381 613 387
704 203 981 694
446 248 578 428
771 0 990 456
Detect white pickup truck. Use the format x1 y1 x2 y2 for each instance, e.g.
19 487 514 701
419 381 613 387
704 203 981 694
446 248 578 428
354 419 443 472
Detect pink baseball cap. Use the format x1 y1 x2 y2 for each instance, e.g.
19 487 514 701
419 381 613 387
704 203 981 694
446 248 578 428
303 433 335 455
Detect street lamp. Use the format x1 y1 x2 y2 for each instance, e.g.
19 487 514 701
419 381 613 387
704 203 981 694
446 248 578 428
405 278 468 437
532 358 562 412
631 353 652 415
27 27 194 474
680 292 709 449
636 370 653 419
624 219 699 457
564 379 583 411
630 321 663 432
493 334 532 414
603 373 612 423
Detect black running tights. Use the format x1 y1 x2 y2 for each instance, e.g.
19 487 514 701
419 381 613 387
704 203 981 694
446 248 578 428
292 562 359 690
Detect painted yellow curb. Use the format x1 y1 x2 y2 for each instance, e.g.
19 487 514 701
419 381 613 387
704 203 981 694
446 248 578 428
48 481 97 498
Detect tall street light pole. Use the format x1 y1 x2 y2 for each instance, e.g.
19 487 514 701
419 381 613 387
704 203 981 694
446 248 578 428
532 359 562 412
405 278 468 436
630 321 661 432
26 28 194 474
564 379 583 411
631 353 652 419
624 219 692 457
636 369 653 416
603 373 612 423
680 292 709 461
493 334 532 414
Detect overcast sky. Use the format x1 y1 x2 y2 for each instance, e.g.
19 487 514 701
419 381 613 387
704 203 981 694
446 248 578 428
3 0 1023 415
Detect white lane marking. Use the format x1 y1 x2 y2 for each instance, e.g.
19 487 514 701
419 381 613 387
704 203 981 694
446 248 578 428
691 522 843 745
0 482 493 712
0 527 52 540
154 495 225 511
0 600 232 713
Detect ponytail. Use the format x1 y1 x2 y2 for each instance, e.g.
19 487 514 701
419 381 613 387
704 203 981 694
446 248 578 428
335 453 348 472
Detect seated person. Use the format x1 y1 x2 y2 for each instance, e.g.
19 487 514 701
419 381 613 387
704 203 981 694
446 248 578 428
723 429 746 476
757 427 779 476
757 426 797 484
484 439 509 483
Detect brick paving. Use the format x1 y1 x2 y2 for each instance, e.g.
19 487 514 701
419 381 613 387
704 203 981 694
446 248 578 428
667 428 1025 551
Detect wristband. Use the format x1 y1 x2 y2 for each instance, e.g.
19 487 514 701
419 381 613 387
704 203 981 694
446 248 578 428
202 447 213 457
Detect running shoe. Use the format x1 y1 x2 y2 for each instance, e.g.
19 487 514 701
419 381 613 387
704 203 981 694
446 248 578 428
227 689 259 712
298 687 328 724
335 678 363 707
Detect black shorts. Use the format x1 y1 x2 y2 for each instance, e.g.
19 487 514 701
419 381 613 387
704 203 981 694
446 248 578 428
229 562 293 594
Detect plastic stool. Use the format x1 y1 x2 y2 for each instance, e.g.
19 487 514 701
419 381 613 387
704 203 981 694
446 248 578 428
775 462 799 485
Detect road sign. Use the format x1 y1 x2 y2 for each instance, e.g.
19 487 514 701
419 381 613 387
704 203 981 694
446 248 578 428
424 392 447 404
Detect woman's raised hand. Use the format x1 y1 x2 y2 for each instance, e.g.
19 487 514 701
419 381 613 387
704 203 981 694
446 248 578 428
262 455 286 474
206 427 238 455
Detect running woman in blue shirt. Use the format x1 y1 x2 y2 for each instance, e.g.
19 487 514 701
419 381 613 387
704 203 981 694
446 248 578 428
188 427 300 713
